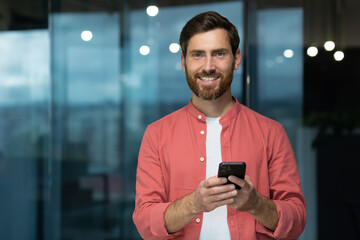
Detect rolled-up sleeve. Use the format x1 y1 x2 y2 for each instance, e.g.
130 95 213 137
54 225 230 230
132 126 182 239
256 123 307 239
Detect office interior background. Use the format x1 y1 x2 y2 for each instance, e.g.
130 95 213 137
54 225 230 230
0 0 359 239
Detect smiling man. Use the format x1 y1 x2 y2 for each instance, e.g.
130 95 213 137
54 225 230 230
133 11 306 240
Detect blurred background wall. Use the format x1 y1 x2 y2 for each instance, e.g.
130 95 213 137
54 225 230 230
0 0 359 239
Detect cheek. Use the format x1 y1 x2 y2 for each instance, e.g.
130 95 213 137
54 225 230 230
186 59 205 72
219 62 235 73
186 66 201 76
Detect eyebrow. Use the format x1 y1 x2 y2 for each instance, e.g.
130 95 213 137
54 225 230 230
212 48 230 53
189 48 230 54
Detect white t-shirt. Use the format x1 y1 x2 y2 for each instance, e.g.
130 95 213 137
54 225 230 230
199 117 231 240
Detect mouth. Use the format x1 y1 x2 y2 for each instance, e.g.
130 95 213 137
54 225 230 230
197 75 221 86
198 76 220 81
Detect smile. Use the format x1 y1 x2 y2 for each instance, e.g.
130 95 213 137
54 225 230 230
198 76 220 81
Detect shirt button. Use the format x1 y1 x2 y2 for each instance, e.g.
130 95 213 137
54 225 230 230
200 130 205 135
200 157 205 162
195 218 201 223
198 115 202 120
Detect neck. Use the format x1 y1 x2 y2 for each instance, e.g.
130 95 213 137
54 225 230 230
191 89 235 117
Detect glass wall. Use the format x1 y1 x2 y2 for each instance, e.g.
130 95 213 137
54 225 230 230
0 29 50 240
0 0 359 239
251 6 316 240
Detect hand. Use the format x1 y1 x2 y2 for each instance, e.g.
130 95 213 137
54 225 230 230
227 175 279 230
227 175 262 213
191 176 237 214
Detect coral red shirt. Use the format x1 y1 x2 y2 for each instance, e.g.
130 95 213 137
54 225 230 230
133 98 306 240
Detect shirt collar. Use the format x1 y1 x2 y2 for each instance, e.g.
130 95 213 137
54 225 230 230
186 97 242 124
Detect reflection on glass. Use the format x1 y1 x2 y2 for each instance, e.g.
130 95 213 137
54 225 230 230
283 49 294 58
51 12 123 239
0 29 50 240
256 7 303 146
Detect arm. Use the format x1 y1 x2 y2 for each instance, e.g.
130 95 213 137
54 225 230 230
228 123 306 239
227 175 279 230
133 127 173 239
265 124 306 239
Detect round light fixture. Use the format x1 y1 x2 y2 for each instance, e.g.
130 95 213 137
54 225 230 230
81 30 93 41
169 43 180 53
139 45 150 55
324 41 335 51
334 51 344 61
307 46 318 57
146 6 159 17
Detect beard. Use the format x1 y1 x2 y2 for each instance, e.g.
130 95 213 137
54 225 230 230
185 63 234 100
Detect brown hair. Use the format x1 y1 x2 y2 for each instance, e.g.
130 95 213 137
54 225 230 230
179 11 240 57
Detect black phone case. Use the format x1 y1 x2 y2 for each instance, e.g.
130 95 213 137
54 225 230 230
218 162 246 189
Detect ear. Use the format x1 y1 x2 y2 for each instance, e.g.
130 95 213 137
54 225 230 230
181 52 186 73
234 48 242 70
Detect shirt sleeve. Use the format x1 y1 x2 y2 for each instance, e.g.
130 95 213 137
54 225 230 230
132 126 183 239
256 123 307 240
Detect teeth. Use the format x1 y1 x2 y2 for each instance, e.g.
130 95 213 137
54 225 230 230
199 76 218 81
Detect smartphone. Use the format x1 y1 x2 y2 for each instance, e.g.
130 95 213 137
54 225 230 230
218 162 246 189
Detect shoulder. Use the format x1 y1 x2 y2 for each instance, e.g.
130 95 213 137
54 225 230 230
239 104 282 130
236 104 288 146
142 106 188 147
147 105 188 132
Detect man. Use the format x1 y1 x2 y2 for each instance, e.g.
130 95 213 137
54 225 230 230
133 11 306 240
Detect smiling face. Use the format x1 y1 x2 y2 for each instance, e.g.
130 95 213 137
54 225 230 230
181 28 241 100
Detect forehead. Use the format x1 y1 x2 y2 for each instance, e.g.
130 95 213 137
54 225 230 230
187 28 231 51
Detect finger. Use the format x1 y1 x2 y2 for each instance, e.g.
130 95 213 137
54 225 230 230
228 175 249 190
205 176 228 188
241 175 253 191
211 190 237 204
207 183 237 196
244 175 253 185
207 197 235 211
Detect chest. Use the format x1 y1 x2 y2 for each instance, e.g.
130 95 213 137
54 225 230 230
159 121 269 201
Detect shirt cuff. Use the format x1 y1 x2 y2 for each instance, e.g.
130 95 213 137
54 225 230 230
255 200 297 239
150 202 184 239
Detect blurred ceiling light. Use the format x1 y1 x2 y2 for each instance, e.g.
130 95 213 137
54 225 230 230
146 6 159 17
139 45 150 55
324 41 335 51
307 46 318 57
81 30 93 41
334 51 344 61
169 43 180 53
283 49 294 58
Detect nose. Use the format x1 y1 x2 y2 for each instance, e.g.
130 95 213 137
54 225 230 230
203 56 216 73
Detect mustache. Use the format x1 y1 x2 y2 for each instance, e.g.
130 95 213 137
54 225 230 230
196 70 221 77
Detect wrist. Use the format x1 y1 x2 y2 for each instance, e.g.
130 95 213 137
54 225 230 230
248 192 264 215
188 192 202 215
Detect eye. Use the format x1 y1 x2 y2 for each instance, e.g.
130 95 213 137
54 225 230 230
215 51 225 57
192 52 202 58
